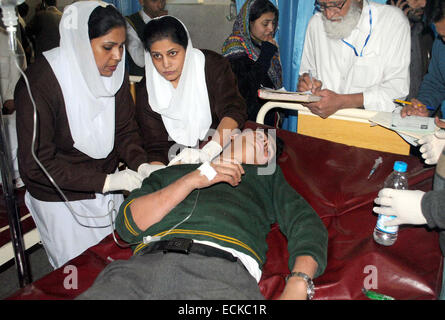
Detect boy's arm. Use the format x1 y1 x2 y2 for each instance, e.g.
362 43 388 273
278 255 318 300
130 162 244 231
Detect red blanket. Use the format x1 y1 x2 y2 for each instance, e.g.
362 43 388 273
6 123 443 300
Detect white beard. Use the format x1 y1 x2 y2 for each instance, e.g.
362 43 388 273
322 1 362 40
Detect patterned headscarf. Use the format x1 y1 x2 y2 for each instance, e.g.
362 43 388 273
222 0 282 89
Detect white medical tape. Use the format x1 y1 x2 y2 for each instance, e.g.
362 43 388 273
198 161 217 181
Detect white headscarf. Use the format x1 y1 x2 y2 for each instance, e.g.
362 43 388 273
43 1 125 159
144 16 211 147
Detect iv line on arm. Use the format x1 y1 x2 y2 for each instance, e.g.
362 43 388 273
2 1 120 242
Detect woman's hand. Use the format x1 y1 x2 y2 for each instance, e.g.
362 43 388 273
265 36 277 47
417 117 445 165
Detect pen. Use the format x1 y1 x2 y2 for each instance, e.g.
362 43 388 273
393 99 435 111
308 70 315 90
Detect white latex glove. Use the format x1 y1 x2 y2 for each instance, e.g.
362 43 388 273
418 130 445 165
168 140 223 166
373 188 427 226
102 169 143 193
137 163 166 179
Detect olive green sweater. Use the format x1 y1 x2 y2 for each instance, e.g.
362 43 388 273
115 164 328 278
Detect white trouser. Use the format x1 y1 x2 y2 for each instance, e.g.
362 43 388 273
25 191 123 269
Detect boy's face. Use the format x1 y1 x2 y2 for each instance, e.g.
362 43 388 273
220 130 277 165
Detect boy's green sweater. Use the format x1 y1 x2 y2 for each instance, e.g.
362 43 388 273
115 164 328 278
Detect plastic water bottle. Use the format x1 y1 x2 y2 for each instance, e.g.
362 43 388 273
373 161 408 246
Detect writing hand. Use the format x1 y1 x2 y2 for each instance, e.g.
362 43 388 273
400 98 429 118
297 73 322 93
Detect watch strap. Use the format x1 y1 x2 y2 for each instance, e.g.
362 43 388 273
285 271 315 300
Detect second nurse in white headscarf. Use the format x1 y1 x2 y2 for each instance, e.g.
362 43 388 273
134 16 247 166
15 1 151 269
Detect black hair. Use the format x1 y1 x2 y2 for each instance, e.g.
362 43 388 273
249 0 279 29
142 16 188 52
18 2 29 17
425 0 445 24
88 5 126 40
43 0 57 7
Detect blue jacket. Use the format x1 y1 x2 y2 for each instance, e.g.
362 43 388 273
417 38 445 112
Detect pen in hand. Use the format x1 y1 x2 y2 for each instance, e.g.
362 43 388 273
303 70 318 94
394 99 435 111
308 70 314 91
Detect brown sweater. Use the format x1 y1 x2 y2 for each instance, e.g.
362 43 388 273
15 56 149 202
135 49 248 164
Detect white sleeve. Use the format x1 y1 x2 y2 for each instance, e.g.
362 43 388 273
125 21 145 68
362 13 411 112
299 18 316 77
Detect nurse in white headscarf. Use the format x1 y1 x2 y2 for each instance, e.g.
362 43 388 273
15 1 151 269
134 16 247 166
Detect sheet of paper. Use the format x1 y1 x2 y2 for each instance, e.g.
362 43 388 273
390 112 435 133
368 111 438 146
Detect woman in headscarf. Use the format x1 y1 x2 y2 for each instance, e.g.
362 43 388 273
134 15 247 166
222 0 282 126
15 1 152 269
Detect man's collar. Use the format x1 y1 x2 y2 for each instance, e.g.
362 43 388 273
139 10 153 24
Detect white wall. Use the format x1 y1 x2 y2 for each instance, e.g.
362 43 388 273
166 0 235 53
21 0 235 53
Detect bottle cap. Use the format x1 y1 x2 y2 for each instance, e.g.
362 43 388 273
393 161 407 173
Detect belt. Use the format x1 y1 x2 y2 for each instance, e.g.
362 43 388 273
138 237 238 263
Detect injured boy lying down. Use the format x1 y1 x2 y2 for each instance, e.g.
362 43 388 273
77 129 328 300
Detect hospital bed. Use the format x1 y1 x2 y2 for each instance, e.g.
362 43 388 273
4 120 443 300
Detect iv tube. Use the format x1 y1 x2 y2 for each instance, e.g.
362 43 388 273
0 0 25 51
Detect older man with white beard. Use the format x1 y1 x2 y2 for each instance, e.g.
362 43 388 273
298 0 411 119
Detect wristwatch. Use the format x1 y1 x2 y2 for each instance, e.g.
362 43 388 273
285 271 315 300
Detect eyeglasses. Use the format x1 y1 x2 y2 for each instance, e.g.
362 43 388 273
314 0 347 12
